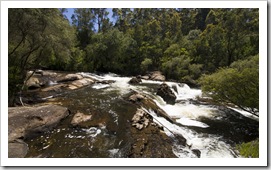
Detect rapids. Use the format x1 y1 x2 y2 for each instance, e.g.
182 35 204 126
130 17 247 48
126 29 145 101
25 72 259 158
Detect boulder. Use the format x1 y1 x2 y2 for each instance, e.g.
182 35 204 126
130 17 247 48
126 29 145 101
8 140 28 158
157 83 176 105
8 105 69 142
128 77 142 84
57 74 83 83
131 109 150 130
149 71 165 81
71 112 92 126
129 93 145 103
141 97 175 123
25 77 41 90
141 75 150 80
192 149 201 158
41 84 68 92
128 109 178 158
68 78 95 90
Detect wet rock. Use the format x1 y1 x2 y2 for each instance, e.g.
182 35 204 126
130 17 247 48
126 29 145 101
68 78 95 90
128 92 175 123
192 149 201 158
141 75 150 80
41 84 68 92
157 83 176 105
131 109 150 130
141 71 165 81
8 140 28 158
129 93 145 103
71 112 92 126
25 77 41 90
150 71 165 81
8 104 69 142
128 77 142 84
57 74 83 83
128 109 177 158
97 80 116 84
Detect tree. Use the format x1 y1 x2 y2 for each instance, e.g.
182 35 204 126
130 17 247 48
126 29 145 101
8 8 76 106
72 8 95 48
199 54 259 116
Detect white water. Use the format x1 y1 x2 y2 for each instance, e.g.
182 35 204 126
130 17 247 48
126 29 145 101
78 72 257 158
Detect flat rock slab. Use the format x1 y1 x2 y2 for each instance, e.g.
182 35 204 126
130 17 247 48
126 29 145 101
8 104 69 142
8 141 28 158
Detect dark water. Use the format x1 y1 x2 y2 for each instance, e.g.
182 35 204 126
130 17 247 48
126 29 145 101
24 73 259 158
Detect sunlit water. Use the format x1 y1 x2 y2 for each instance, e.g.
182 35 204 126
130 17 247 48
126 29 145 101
25 72 259 158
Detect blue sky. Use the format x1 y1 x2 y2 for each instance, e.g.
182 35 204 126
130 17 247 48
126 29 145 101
64 8 114 24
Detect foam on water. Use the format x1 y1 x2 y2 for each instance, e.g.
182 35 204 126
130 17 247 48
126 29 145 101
155 101 218 120
146 109 236 158
92 84 110 89
166 82 202 100
176 117 209 128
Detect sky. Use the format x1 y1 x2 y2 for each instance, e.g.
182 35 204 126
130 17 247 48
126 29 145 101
64 8 114 24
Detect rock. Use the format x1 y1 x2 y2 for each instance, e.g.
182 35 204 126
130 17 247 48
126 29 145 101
141 75 150 80
129 93 145 103
71 112 92 126
57 74 83 83
41 84 68 92
8 104 69 141
149 71 165 81
131 109 151 130
128 92 175 123
141 71 165 81
192 149 201 158
25 77 41 90
157 83 176 105
68 78 95 90
128 77 142 84
97 80 116 84
127 109 177 158
8 140 29 158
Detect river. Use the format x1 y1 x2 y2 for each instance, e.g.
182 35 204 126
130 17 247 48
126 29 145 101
25 72 259 158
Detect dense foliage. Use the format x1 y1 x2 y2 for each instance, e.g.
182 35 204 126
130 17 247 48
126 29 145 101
8 8 259 111
236 139 259 158
199 55 259 115
8 8 76 105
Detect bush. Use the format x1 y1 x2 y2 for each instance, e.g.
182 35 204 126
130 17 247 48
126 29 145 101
199 55 259 115
236 139 259 158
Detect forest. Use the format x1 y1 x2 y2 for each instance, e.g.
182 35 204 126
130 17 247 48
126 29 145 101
8 8 260 159
8 8 259 114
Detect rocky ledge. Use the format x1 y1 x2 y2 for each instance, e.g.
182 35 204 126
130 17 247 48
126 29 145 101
8 104 69 157
128 108 177 157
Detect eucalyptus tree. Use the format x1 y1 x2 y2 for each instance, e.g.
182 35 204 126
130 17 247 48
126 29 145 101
8 8 76 106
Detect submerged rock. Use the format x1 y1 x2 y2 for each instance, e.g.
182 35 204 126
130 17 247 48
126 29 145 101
157 83 176 105
71 112 92 127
